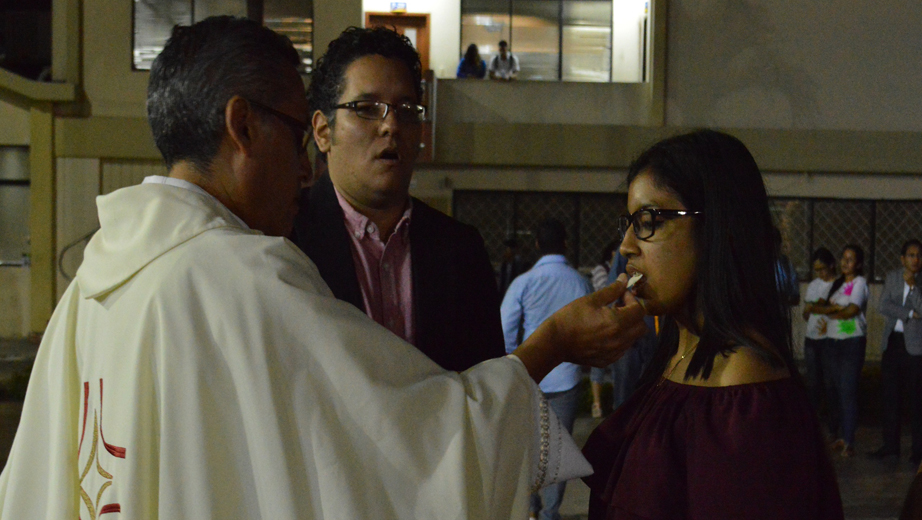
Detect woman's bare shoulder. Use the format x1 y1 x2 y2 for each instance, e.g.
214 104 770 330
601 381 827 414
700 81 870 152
709 345 791 387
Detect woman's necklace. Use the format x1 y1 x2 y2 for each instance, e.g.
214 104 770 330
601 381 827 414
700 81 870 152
659 341 698 385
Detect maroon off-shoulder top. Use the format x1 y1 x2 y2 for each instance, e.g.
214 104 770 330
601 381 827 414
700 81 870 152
582 377 843 520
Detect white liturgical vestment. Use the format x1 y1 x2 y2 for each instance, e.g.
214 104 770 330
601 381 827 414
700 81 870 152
0 183 589 519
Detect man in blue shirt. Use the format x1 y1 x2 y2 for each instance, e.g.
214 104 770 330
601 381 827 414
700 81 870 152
501 218 592 520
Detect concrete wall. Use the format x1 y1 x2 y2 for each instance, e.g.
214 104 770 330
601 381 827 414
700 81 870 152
0 269 30 338
315 0 363 57
435 80 654 125
665 0 922 132
83 0 148 118
0 102 30 338
0 103 31 145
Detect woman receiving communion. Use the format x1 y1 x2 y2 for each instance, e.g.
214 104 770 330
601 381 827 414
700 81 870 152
582 130 843 520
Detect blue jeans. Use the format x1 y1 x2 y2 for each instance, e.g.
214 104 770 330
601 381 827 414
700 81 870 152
530 385 580 520
829 336 866 445
804 337 838 435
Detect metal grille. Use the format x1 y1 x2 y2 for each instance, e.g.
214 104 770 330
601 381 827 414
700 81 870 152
515 192 579 267
454 190 625 270
813 200 875 279
579 193 627 268
770 199 811 280
455 191 918 283
875 201 922 280
452 191 514 265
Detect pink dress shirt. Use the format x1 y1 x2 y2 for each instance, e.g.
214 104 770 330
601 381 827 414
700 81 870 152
335 188 415 345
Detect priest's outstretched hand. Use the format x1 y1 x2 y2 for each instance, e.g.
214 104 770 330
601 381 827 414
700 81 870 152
511 273 648 384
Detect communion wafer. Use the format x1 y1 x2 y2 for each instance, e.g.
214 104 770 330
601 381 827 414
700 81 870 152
626 273 643 290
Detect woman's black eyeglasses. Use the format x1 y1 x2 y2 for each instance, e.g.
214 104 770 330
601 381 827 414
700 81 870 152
618 208 703 241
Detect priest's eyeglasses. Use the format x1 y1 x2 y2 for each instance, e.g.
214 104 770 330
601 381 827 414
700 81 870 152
618 208 703 241
248 99 311 155
334 100 427 123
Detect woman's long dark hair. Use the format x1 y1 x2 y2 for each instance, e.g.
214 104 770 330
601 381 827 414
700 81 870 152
634 130 795 384
464 43 481 64
460 44 484 76
811 247 836 271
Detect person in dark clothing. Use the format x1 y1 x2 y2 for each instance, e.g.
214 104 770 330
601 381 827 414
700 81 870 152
456 43 486 79
291 27 505 371
870 239 922 464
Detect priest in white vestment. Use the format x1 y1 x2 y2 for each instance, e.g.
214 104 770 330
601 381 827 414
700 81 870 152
0 17 647 519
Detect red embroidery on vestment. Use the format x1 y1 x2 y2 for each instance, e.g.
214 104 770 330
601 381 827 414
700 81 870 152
99 504 122 514
78 379 125 519
79 381 89 456
99 380 126 458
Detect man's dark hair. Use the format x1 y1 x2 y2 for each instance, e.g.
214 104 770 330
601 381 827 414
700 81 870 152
309 26 422 123
536 219 566 256
498 40 508 48
628 130 795 384
147 16 301 172
811 247 836 268
902 239 922 256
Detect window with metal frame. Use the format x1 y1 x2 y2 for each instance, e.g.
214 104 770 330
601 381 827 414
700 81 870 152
459 0 647 83
132 0 313 72
0 147 30 267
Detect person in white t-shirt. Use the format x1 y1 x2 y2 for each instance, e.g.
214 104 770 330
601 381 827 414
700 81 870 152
488 40 519 80
802 247 838 436
811 244 869 458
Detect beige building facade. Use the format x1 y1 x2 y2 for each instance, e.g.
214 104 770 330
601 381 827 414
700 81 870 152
2 0 921 360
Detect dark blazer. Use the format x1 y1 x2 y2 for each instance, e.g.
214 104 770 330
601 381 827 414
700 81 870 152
292 173 505 372
879 268 922 355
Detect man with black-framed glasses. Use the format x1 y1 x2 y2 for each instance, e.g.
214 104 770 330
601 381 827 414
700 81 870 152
292 26 506 373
